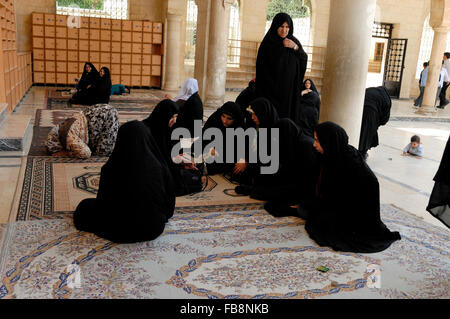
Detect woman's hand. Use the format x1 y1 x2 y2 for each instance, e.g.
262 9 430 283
301 89 312 96
233 160 247 175
86 85 92 89
164 93 174 100
283 38 296 49
183 163 199 170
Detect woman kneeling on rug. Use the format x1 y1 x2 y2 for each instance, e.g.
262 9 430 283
265 121 401 253
73 101 178 243
45 104 119 158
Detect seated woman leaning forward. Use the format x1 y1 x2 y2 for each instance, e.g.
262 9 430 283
265 121 401 253
45 104 119 158
73 102 178 243
200 101 245 175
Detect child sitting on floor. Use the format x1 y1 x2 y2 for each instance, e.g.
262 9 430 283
402 135 424 159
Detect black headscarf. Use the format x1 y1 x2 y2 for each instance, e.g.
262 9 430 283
204 101 244 131
78 62 100 91
358 86 392 155
302 121 401 253
248 97 280 129
94 67 112 104
143 99 179 164
255 12 308 120
364 86 392 126
73 120 175 243
174 92 203 138
235 79 257 125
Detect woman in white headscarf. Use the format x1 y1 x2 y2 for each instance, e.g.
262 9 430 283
165 78 203 139
165 78 200 108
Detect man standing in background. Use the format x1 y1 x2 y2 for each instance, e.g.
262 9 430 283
439 52 450 108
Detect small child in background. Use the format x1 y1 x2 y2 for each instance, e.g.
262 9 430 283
402 135 424 159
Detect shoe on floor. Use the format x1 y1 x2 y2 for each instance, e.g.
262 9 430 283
234 185 254 195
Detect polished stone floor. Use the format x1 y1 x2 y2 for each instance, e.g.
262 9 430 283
0 86 448 231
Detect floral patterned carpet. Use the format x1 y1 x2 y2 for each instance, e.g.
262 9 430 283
0 204 448 299
11 156 262 221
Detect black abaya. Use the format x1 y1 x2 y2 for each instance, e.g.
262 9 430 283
296 79 321 138
235 79 256 126
358 86 392 156
252 118 318 204
255 13 308 121
73 120 175 243
426 136 450 228
174 92 203 138
201 102 245 175
93 67 112 105
70 62 101 106
299 122 401 253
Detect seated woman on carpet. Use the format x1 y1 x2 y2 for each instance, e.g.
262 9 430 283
45 104 119 158
200 101 245 175
146 99 204 196
166 78 204 139
69 62 100 106
73 102 177 243
233 97 280 190
265 121 401 253
93 67 112 105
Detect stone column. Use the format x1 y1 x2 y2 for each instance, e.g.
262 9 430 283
203 0 233 108
163 14 183 92
319 0 376 147
416 0 450 115
416 28 447 114
194 0 211 100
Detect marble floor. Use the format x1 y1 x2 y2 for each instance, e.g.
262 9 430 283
0 86 449 231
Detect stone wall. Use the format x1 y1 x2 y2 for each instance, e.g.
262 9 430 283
14 0 56 52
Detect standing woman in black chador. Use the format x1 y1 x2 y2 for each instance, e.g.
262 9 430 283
73 102 178 243
255 12 308 121
296 78 321 138
69 62 100 105
93 66 112 105
358 86 392 160
266 122 401 253
427 135 450 228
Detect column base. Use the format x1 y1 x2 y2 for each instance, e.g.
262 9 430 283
204 96 224 109
415 105 437 115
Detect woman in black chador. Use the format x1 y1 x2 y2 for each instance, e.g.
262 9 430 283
255 12 308 121
201 101 245 175
256 118 319 204
69 62 101 106
94 66 112 105
358 86 392 160
427 135 450 228
73 100 178 243
296 78 321 138
266 121 401 253
234 97 280 194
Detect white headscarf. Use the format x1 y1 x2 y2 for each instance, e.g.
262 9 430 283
175 78 199 101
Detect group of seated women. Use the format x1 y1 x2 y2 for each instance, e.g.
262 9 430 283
69 63 112 106
68 77 400 253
